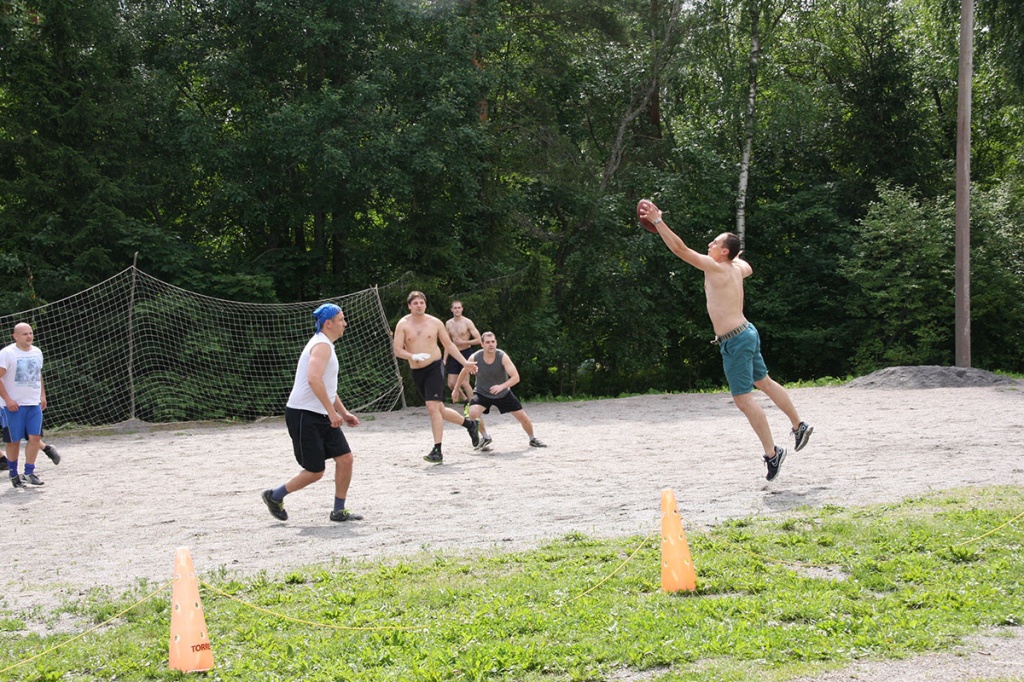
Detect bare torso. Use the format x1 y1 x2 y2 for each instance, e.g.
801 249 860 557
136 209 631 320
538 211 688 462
446 316 474 351
395 313 445 368
704 261 748 336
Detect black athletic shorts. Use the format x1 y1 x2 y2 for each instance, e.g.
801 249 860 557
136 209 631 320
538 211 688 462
445 348 474 376
285 407 351 474
412 359 447 402
469 390 524 414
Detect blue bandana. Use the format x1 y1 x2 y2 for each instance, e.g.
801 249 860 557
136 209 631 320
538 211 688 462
312 303 342 332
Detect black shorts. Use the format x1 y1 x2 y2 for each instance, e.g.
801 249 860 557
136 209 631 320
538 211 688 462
470 391 524 414
412 359 447 402
285 407 351 474
445 348 474 376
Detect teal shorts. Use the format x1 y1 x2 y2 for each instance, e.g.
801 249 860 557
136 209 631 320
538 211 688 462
719 323 768 396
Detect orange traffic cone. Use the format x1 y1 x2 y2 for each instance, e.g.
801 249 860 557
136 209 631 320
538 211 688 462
169 547 214 672
660 488 697 592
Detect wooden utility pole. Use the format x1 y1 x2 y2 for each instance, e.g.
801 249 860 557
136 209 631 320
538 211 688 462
954 0 973 367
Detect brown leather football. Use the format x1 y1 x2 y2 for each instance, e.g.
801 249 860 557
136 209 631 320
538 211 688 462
637 199 658 233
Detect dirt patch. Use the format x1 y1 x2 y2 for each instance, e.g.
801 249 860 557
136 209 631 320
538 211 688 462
2 366 1023 680
846 365 1023 390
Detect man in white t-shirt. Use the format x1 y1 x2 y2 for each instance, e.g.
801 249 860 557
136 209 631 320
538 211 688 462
0 323 49 487
261 304 364 523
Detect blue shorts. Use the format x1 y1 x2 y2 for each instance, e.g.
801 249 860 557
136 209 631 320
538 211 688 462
719 323 768 396
1 405 43 442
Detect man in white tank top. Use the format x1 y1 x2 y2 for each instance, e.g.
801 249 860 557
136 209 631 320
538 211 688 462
261 304 364 523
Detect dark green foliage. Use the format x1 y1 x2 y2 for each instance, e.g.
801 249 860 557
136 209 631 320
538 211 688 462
1 0 1023 412
965 184 1024 371
978 0 1024 94
842 185 955 372
842 181 1024 375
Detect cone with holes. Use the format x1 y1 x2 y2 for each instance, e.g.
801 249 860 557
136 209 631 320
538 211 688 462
169 547 214 672
660 488 697 592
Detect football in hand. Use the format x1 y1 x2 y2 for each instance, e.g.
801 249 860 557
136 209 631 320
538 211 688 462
636 199 659 233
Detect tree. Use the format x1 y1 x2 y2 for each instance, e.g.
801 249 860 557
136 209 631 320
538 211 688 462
733 0 798 247
842 185 955 371
0 0 185 304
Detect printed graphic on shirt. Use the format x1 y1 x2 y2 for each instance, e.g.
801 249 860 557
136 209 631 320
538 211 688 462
15 357 42 388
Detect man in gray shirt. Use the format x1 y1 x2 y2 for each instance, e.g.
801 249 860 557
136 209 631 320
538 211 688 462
456 331 546 450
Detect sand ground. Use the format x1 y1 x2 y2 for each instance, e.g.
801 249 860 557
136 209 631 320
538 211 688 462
2 366 1023 680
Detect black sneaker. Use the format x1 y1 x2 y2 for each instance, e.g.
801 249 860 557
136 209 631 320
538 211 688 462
329 509 364 522
476 434 493 451
529 437 547 448
764 446 787 481
0 456 7 467
43 444 61 465
792 422 813 452
10 474 24 488
423 446 443 464
261 489 288 521
465 419 480 448
22 473 44 486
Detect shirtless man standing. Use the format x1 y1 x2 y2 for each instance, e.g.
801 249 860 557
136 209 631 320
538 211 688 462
394 291 480 463
443 300 491 448
443 300 482 403
638 200 812 481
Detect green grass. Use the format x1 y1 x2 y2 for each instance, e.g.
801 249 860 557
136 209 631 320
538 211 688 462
2 487 1023 681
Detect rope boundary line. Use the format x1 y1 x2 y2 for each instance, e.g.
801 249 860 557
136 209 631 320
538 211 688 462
0 579 174 677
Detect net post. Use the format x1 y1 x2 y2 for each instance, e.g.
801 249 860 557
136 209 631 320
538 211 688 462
127 256 138 421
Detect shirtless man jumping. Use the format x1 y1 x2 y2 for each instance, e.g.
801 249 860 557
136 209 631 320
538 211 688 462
393 291 480 464
638 200 812 481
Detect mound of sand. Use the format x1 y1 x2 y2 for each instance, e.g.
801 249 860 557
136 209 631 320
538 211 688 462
846 365 1023 390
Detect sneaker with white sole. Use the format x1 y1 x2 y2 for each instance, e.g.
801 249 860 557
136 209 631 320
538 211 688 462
529 437 547 448
476 434 493 451
764 446 787 481
21 473 44 486
791 422 813 452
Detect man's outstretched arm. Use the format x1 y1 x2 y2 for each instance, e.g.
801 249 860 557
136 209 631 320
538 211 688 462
640 201 720 272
